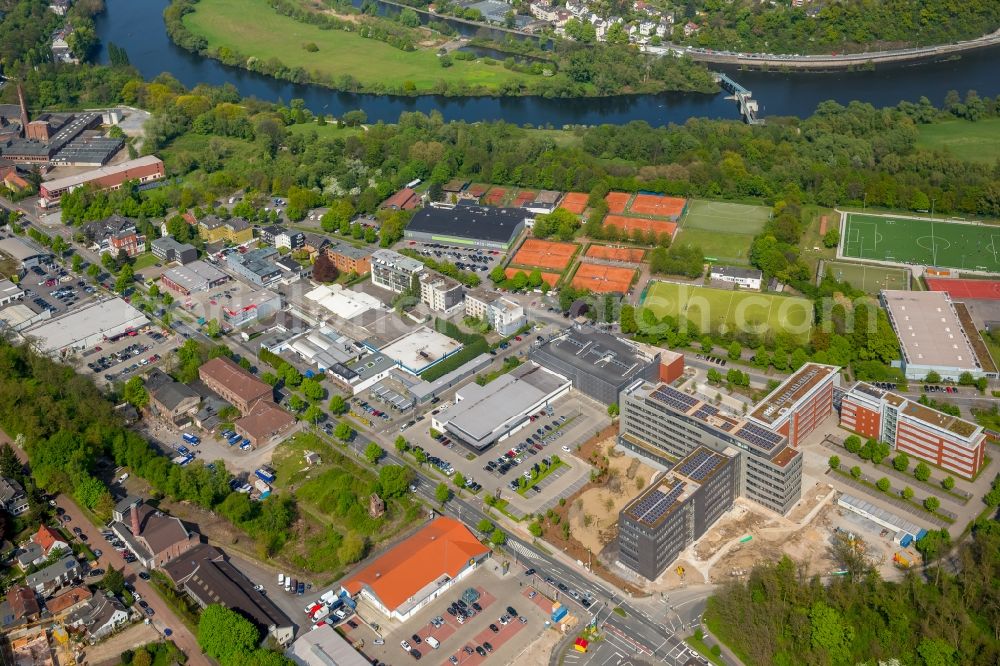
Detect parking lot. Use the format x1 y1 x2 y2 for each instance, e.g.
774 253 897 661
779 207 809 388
19 262 97 316
347 566 549 666
406 392 604 515
401 240 503 275
77 326 177 385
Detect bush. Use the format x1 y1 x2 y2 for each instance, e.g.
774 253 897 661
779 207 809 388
828 455 840 470
923 496 940 512
876 477 890 492
901 486 914 500
892 452 909 472
850 466 862 479
914 462 931 482
844 435 862 454
941 476 955 491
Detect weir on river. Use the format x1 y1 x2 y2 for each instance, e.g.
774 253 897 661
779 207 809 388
714 73 764 125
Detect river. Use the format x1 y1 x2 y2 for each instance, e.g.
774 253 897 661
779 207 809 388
94 0 1000 125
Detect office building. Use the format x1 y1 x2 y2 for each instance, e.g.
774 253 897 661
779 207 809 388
530 324 662 405
618 446 737 579
840 382 987 478
219 288 281 328
404 203 528 250
227 247 282 286
464 290 526 336
880 290 996 381
419 271 464 314
746 363 839 447
151 237 198 265
370 249 424 294
618 364 839 516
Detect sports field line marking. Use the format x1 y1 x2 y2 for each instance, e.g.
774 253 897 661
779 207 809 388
990 235 1000 265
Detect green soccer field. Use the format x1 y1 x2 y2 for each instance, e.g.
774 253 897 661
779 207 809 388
842 213 1000 272
641 281 814 342
824 261 910 294
674 227 755 265
682 200 772 233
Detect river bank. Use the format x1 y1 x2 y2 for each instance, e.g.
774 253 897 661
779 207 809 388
166 0 716 98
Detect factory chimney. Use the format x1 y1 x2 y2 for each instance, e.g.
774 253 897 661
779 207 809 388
16 83 29 137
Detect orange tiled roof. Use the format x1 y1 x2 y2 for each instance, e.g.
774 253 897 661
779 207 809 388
343 517 488 611
33 524 65 553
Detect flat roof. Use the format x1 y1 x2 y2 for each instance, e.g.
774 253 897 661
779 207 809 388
162 260 228 291
405 204 527 244
27 298 148 351
711 265 762 280
438 363 569 445
327 241 372 261
371 248 424 274
306 284 384 320
623 446 731 528
40 155 162 192
286 624 371 666
380 326 463 374
749 363 838 425
0 236 51 262
531 324 656 386
346 352 397 382
881 290 979 370
0 303 40 328
342 517 488 612
845 382 981 441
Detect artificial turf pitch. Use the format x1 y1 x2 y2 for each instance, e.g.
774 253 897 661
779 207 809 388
824 261 910 294
641 281 813 342
842 213 1000 272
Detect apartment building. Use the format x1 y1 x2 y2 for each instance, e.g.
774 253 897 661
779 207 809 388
618 446 737 579
419 272 464 314
198 215 253 245
618 364 839 516
370 249 424 293
464 289 526 336
840 382 986 478
325 242 372 275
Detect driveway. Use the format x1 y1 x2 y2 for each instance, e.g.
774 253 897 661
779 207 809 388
4 434 208 665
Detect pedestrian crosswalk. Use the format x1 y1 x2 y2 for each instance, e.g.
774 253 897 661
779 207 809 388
506 539 538 561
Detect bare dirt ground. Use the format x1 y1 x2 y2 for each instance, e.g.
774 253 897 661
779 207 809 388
517 627 565 666
85 623 160 665
566 441 658 555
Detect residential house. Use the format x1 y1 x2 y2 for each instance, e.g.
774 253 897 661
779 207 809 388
151 237 198 265
709 266 763 290
25 554 83 595
45 586 94 617
274 255 309 281
257 225 285 246
381 187 421 211
234 400 296 448
145 368 201 421
198 215 253 245
198 356 273 414
110 502 198 569
33 524 70 557
276 229 304 250
66 591 130 641
529 2 560 21
162 543 294 646
51 25 79 64
16 543 45 570
84 215 145 258
465 290 526 336
0 476 29 516
684 21 699 36
6 586 41 624
325 242 372 275
370 249 424 294
49 0 72 15
302 233 331 261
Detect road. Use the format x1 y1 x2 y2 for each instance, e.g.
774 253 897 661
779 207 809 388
339 426 712 665
5 438 209 665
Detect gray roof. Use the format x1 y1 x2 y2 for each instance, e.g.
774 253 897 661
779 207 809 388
328 241 372 261
0 237 51 262
405 204 527 244
531 324 657 386
151 378 200 411
286 624 371 666
437 363 569 447
0 476 25 504
711 265 762 280
25 554 81 588
151 236 196 254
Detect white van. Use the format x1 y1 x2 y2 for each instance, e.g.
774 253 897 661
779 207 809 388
278 573 285 586
118 473 129 483
425 637 440 650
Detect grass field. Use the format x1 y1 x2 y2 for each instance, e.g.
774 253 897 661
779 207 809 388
824 260 910 294
676 200 771 264
184 0 531 94
674 227 754 264
842 212 1000 272
642 280 814 342
916 118 1000 164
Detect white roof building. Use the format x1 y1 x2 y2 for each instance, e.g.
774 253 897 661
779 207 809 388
26 298 148 353
306 284 386 320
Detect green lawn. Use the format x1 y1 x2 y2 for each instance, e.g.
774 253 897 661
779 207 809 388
916 118 1000 164
842 212 1000 272
132 253 159 270
642 280 814 342
824 260 910 293
184 0 533 94
674 226 755 265
682 199 772 234
524 128 585 148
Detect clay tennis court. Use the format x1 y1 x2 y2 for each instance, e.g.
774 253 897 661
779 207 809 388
467 183 489 197
512 238 578 270
560 192 589 214
605 191 631 214
630 194 687 219
585 245 646 263
484 187 508 206
603 214 678 237
505 267 561 287
513 190 537 207
571 263 636 293
926 278 1000 300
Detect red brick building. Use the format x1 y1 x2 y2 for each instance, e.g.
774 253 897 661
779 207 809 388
840 382 986 478
748 363 840 447
39 155 164 208
198 356 273 414
325 242 373 275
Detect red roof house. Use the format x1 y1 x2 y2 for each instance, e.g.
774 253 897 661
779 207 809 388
380 188 420 211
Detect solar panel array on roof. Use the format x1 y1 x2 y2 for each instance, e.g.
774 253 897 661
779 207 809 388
635 483 687 525
737 421 783 453
651 385 698 412
676 449 722 481
629 489 665 520
694 404 719 420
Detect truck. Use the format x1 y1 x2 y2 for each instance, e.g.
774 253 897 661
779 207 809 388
182 433 201 445
551 605 568 623
255 467 277 484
